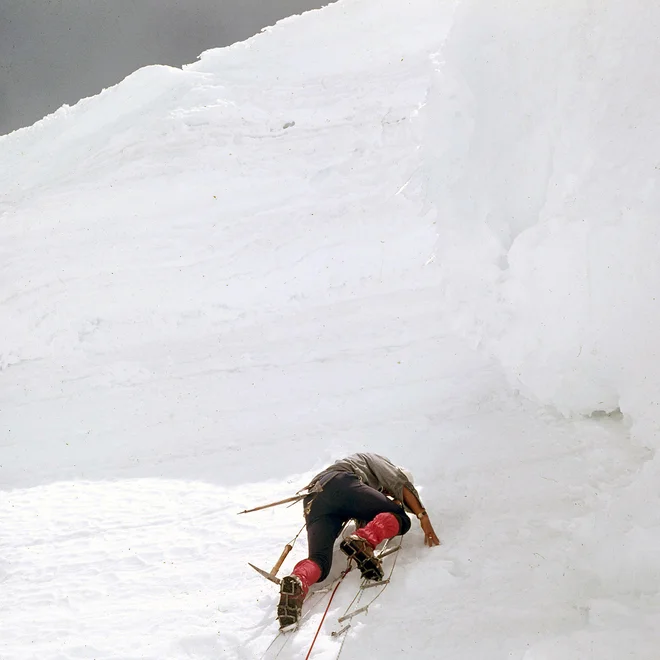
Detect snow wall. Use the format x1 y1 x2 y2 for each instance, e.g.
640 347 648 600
3 0 658 450
419 0 660 444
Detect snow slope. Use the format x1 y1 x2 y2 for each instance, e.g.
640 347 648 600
2 0 659 658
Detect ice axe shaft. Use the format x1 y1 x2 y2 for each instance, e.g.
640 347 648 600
270 543 293 574
248 543 293 585
238 482 324 516
237 494 306 515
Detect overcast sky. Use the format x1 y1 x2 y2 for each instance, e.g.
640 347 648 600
0 0 333 135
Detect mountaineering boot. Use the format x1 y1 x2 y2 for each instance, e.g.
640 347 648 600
340 535 384 581
277 559 321 631
340 513 400 581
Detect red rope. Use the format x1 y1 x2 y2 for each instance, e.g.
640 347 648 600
304 567 351 660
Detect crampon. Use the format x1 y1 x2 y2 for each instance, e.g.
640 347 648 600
339 535 384 581
277 575 305 631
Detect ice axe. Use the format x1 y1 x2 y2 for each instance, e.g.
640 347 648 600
248 522 306 585
248 543 293 585
240 493 305 584
241 485 322 585
237 481 323 516
237 493 306 515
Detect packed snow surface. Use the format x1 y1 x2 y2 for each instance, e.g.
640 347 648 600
2 0 660 658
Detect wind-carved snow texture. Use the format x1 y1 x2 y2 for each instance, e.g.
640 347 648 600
1 0 660 658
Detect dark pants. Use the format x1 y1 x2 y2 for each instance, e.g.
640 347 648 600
303 471 411 581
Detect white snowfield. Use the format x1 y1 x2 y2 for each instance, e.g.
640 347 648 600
2 0 660 658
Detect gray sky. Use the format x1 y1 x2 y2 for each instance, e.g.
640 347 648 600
0 0 333 135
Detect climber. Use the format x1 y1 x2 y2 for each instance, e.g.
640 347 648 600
277 452 440 630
